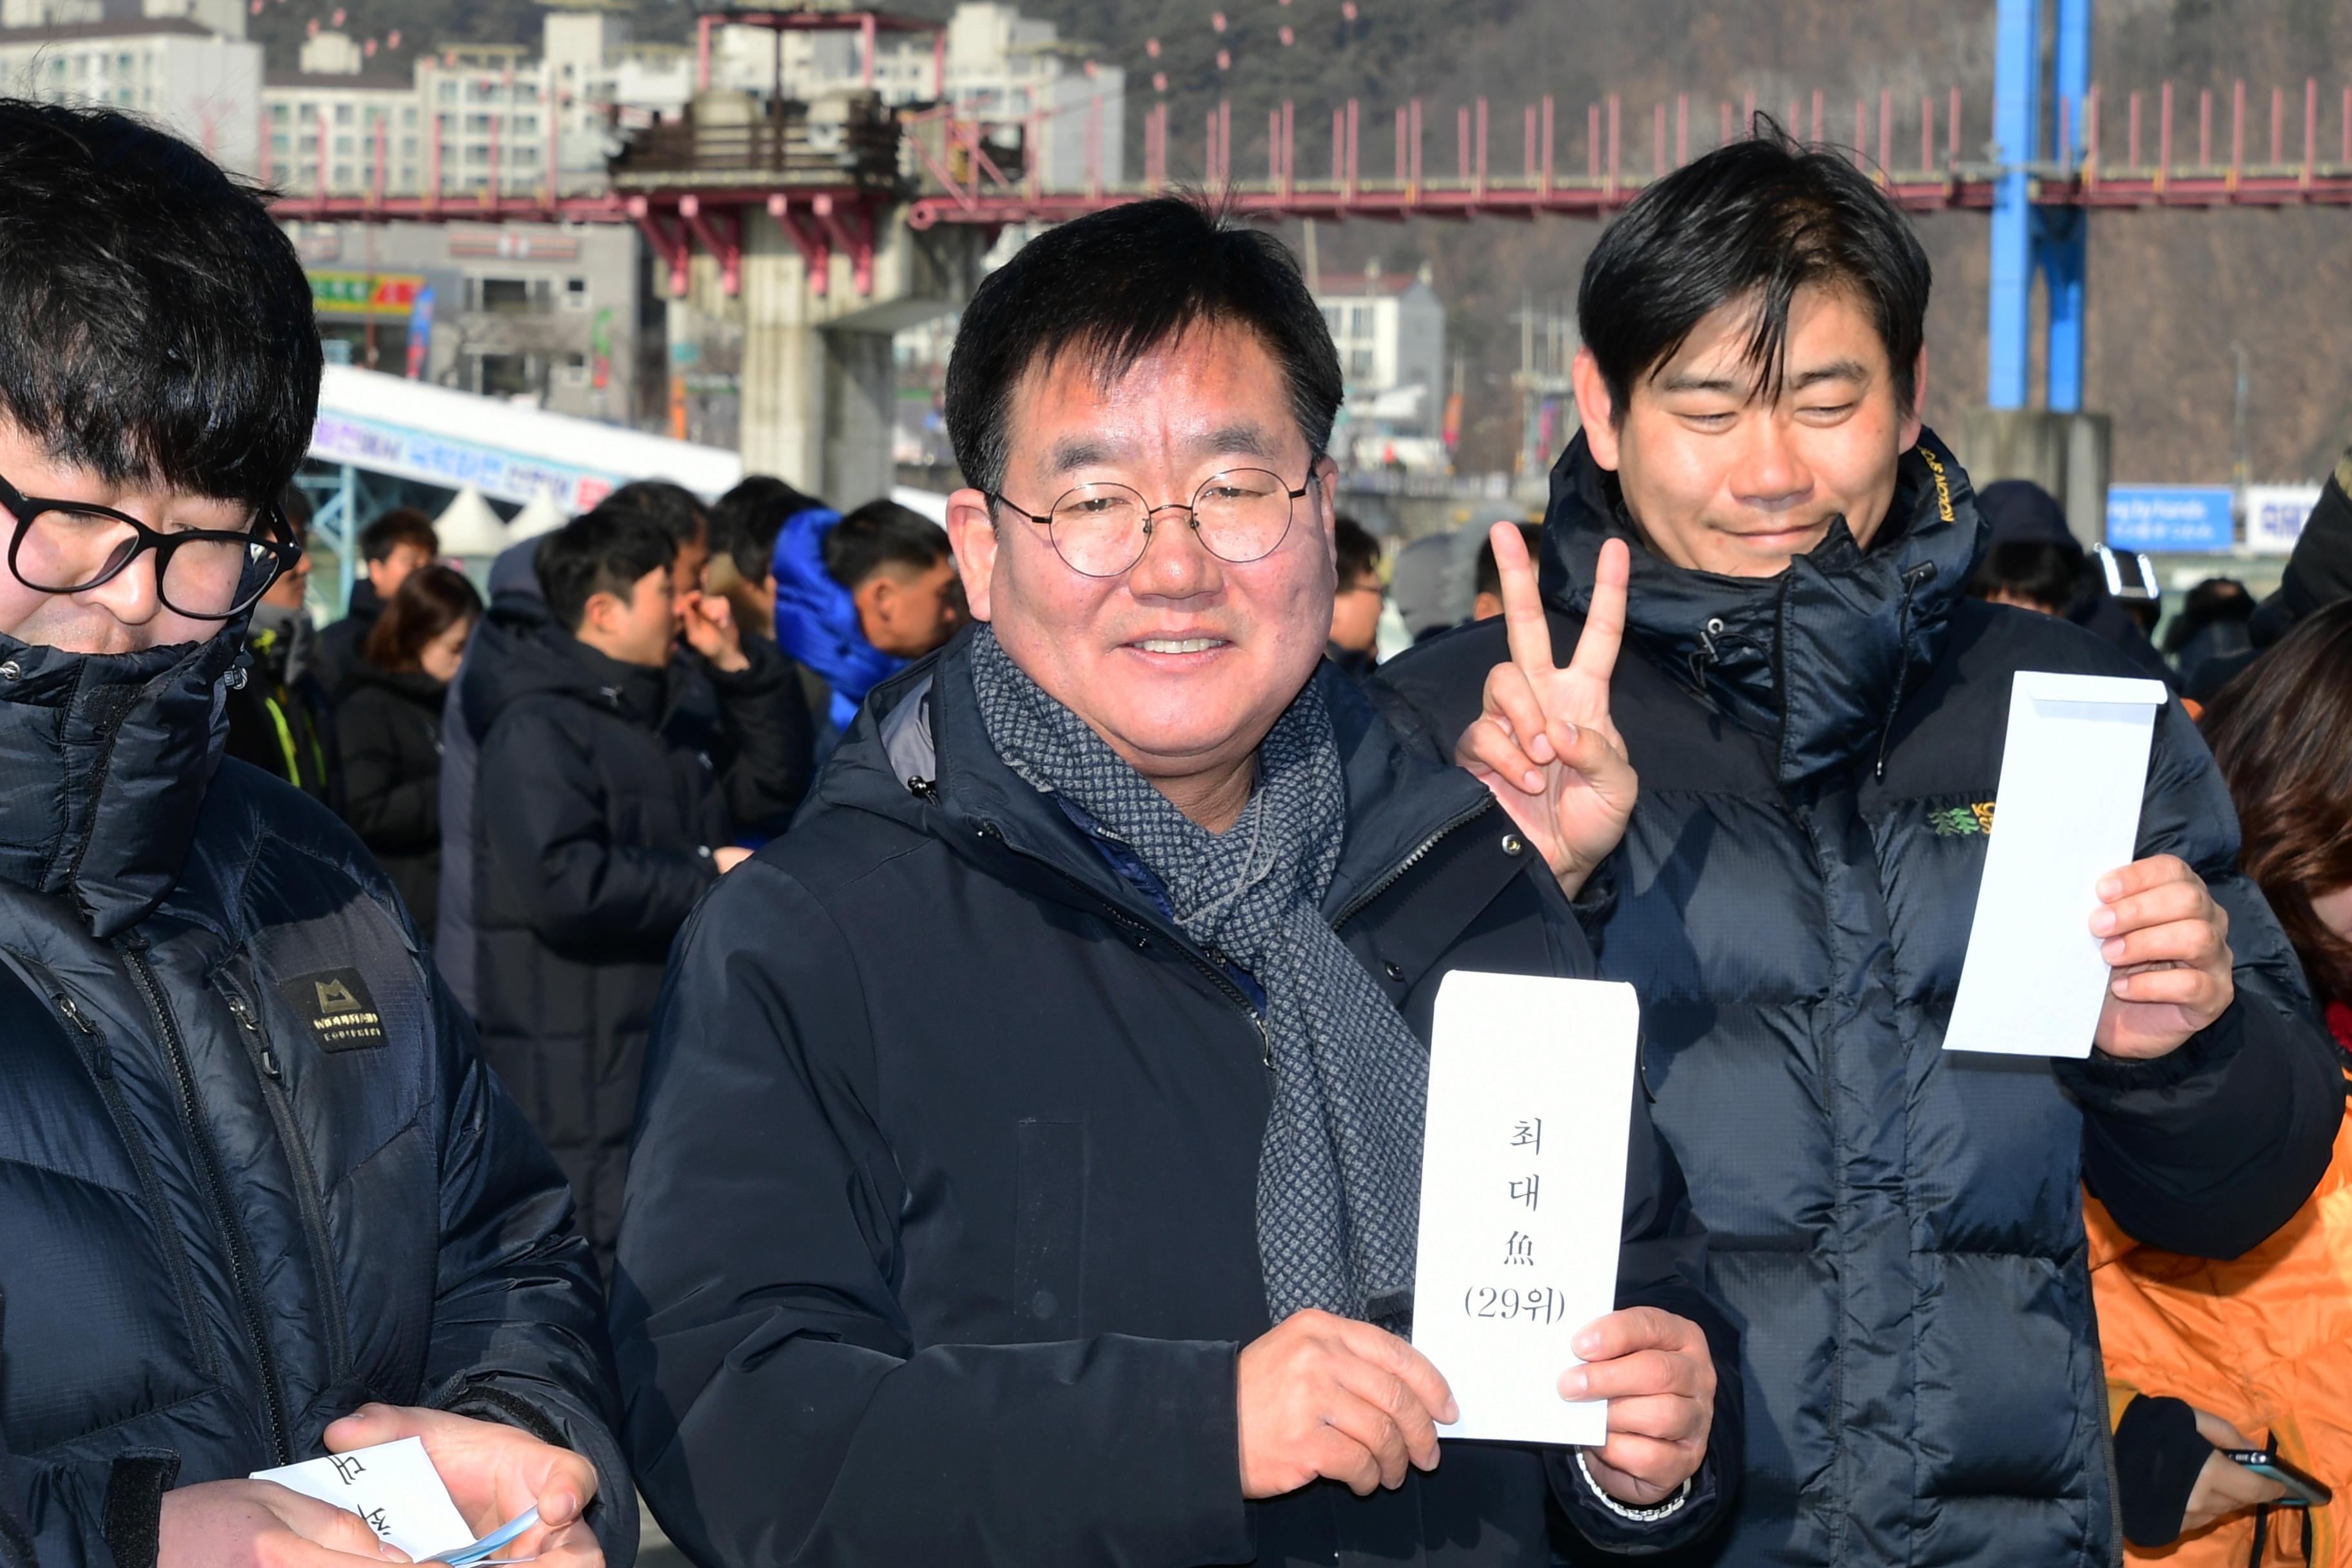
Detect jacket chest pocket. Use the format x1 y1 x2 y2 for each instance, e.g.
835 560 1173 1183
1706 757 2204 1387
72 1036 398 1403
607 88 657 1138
1012 1118 1087 1337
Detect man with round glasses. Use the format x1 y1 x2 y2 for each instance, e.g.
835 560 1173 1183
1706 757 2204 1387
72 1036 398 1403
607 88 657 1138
0 100 629 1567
615 197 1740 1565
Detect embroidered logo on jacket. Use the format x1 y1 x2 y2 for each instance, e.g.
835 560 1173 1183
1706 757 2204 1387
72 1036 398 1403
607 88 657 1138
1927 801 1998 837
277 968 389 1052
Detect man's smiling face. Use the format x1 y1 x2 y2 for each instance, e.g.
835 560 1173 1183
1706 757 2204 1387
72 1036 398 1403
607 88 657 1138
947 319 1338 788
1576 283 1926 578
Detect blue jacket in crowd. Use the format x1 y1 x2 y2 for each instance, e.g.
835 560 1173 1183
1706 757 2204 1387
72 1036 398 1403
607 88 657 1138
1371 429 2343 1567
0 623 634 1565
770 505 903 738
612 635 1747 1567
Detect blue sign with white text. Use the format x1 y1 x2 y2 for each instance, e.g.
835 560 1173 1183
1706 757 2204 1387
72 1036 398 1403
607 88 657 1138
2105 485 2235 551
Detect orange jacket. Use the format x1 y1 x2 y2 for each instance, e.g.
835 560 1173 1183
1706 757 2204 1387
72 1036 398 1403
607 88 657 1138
2090 1062 2352 1566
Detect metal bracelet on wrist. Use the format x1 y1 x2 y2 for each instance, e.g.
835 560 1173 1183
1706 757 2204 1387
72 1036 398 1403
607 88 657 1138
1574 1447 1694 1523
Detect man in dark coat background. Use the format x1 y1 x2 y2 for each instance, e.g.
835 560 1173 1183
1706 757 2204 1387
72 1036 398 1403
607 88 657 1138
311 505 436 700
1373 126 2341 1567
614 197 1744 1568
467 500 805 1273
0 97 629 1568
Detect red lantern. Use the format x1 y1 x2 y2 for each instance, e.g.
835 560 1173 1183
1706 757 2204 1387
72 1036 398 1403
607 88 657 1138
1215 47 1230 68
1341 1 1358 17
1152 71 1167 92
363 35 376 53
1210 10 1226 31
330 8 343 24
386 28 400 47
304 17 318 37
1279 24 1293 44
1145 37 1160 57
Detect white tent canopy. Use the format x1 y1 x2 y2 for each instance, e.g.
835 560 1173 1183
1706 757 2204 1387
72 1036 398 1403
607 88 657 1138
433 484 509 558
311 365 743 511
506 486 569 542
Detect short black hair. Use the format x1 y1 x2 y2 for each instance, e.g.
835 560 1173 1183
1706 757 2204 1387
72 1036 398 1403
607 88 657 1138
1579 117 1931 423
944 196 1342 496
1967 539 2081 614
712 474 821 582
0 99 321 507
1333 514 1382 588
824 500 951 593
603 480 707 553
359 507 438 564
537 503 677 633
1475 522 1544 600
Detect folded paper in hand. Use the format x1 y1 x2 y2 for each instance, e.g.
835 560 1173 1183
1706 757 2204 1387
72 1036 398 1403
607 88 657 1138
251 1437 539 1564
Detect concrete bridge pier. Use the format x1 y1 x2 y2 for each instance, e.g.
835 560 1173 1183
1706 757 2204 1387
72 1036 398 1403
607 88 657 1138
674 205 992 506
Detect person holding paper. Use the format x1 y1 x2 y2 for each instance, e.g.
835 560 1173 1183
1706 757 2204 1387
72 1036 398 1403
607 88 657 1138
0 102 630 1568
1371 122 2343 1568
614 197 1742 1567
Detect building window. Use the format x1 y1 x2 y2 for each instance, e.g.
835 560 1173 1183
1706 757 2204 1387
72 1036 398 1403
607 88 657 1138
1348 347 1374 378
270 103 289 123
335 103 353 124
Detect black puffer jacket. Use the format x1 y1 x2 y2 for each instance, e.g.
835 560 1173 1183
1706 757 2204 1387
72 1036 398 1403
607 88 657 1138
1371 431 2342 1567
335 663 449 940
465 611 804 1268
613 638 1747 1568
0 625 633 1568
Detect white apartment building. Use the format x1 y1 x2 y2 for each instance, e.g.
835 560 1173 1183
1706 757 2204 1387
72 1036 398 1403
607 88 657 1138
262 32 420 193
1316 261 1449 469
0 12 260 173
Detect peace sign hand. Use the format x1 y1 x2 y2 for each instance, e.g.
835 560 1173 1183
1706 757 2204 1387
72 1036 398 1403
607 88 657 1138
1453 524 1637 899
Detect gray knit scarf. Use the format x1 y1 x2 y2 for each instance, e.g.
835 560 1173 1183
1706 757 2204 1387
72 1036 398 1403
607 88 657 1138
969 624 1427 1326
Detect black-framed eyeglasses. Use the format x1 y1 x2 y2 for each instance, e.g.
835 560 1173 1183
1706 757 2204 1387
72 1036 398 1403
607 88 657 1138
987 466 1316 579
0 471 301 622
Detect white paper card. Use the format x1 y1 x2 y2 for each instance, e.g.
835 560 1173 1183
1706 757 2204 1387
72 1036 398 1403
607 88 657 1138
1943 671 2168 1058
251 1437 475 1559
1412 971 1638 1447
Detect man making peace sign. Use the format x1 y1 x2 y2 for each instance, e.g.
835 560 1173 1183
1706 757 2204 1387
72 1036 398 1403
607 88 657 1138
615 196 1740 1566
1372 125 2341 1568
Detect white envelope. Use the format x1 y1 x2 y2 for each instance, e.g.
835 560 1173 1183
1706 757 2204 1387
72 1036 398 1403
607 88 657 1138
251 1436 475 1560
1944 671 2168 1057
1411 971 1638 1447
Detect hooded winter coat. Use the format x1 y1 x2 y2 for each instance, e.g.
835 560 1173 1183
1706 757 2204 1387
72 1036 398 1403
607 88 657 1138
769 505 901 738
0 623 634 1568
464 607 808 1268
1370 430 2344 1568
612 636 1747 1568
335 663 450 941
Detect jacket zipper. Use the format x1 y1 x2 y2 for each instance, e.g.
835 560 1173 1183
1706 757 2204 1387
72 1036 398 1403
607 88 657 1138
1328 797 1496 931
48 987 220 1377
221 983 352 1384
119 943 293 1465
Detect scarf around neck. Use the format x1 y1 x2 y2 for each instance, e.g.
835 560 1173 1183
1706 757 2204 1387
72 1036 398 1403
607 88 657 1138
967 623 1429 1328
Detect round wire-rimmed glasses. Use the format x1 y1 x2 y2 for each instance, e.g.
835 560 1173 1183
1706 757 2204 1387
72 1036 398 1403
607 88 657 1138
0 471 301 621
987 467 1314 579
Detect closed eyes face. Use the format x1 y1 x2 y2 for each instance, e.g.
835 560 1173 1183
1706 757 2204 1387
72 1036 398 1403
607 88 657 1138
1578 283 1926 579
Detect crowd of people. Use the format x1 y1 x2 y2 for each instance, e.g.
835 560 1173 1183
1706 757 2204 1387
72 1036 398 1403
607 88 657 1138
0 88 2347 1568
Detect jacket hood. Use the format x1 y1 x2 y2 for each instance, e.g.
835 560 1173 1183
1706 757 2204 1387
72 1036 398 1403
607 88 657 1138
1536 426 1986 787
0 622 246 936
770 506 903 730
459 602 680 743
814 629 1495 930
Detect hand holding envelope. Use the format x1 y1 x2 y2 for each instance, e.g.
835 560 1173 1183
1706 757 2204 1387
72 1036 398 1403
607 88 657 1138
1943 673 2235 1061
321 1406 602 1567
